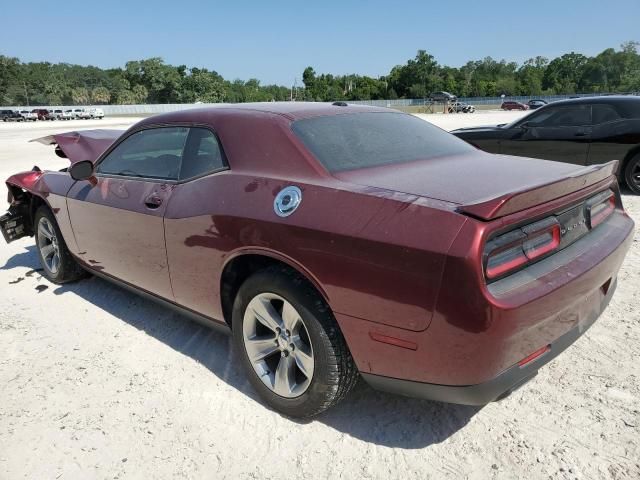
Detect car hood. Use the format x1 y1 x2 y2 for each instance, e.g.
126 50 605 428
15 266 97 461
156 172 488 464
450 125 504 133
335 151 616 219
30 129 123 163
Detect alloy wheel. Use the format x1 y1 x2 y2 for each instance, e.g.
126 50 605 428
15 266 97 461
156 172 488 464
37 217 61 274
242 293 314 398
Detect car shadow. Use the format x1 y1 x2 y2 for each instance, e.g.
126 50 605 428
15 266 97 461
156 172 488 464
3 244 480 449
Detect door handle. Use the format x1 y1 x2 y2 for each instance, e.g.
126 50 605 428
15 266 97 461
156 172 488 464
144 194 163 209
574 131 588 137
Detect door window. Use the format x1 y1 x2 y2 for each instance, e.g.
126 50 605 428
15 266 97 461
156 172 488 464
527 105 591 127
97 127 189 180
592 104 621 124
179 128 226 180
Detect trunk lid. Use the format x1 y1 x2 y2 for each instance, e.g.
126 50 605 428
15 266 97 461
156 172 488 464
335 152 618 220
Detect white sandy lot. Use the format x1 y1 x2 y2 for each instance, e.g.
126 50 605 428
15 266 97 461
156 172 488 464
0 111 638 480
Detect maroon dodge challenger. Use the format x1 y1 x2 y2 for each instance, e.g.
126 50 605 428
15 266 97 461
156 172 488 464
1 103 634 417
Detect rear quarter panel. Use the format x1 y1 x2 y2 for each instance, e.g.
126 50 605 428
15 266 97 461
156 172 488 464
164 172 466 332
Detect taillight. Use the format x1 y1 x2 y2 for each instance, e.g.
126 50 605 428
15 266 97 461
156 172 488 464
485 217 561 280
521 217 561 260
586 190 615 229
484 189 617 282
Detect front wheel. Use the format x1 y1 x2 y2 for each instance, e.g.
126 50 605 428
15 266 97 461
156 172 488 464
232 266 358 417
34 206 86 284
624 154 640 194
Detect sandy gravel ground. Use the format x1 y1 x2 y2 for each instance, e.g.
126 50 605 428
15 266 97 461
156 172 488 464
0 112 638 480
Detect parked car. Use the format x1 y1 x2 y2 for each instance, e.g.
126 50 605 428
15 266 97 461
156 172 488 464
19 110 38 121
31 109 50 120
429 91 457 102
0 110 24 122
501 101 529 111
88 108 105 119
45 110 63 120
448 101 475 113
1 103 633 417
453 96 640 194
527 99 548 110
61 110 75 120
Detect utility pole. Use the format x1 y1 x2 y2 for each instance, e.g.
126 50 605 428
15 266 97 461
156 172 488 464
23 81 29 106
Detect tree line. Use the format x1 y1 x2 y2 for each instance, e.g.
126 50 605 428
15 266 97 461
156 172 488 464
1 42 639 106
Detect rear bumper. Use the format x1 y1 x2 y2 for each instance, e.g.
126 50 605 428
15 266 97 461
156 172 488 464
361 279 613 405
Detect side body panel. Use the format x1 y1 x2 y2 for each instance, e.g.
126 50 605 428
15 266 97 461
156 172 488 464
498 125 590 164
66 177 175 299
164 172 465 332
588 118 640 174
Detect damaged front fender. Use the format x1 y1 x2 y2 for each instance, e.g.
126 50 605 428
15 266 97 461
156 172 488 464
2 168 46 243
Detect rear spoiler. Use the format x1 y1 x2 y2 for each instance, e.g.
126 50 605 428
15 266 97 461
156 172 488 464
30 129 123 163
457 160 618 220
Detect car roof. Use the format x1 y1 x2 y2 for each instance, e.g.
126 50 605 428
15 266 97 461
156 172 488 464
138 102 391 124
548 95 640 107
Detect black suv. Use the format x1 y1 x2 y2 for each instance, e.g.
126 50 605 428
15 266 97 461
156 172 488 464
0 110 23 122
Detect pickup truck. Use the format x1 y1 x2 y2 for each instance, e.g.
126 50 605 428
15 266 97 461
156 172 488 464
87 108 104 119
45 110 63 120
0 110 24 122
61 110 76 120
19 110 38 121
73 108 91 119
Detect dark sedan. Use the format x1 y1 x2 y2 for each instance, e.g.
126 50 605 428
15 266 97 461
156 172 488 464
453 96 640 193
527 99 548 109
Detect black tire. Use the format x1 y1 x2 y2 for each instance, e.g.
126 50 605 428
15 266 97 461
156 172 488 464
624 154 640 195
232 265 358 418
34 206 86 284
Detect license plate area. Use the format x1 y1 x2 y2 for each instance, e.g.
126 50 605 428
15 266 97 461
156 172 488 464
557 204 590 247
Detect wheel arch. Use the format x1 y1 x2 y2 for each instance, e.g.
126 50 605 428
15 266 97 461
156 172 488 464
219 249 330 328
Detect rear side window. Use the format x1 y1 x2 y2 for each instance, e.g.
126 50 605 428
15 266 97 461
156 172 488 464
179 128 226 180
292 112 473 172
97 127 189 180
616 99 640 119
592 104 621 124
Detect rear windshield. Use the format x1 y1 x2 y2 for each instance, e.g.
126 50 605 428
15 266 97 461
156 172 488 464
291 112 473 172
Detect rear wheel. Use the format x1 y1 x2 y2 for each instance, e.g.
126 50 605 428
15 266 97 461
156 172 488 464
232 266 358 417
624 154 640 194
34 206 86 284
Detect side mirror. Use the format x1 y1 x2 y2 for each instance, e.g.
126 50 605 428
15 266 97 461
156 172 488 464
519 122 529 129
69 160 95 181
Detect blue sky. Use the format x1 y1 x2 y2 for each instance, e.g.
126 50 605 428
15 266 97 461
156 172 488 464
1 0 638 86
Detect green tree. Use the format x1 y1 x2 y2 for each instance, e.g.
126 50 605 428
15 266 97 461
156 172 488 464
91 86 111 104
71 87 90 105
542 52 588 93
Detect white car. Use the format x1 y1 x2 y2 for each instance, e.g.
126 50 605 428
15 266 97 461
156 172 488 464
61 110 75 120
72 108 89 119
18 110 37 121
87 108 104 119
